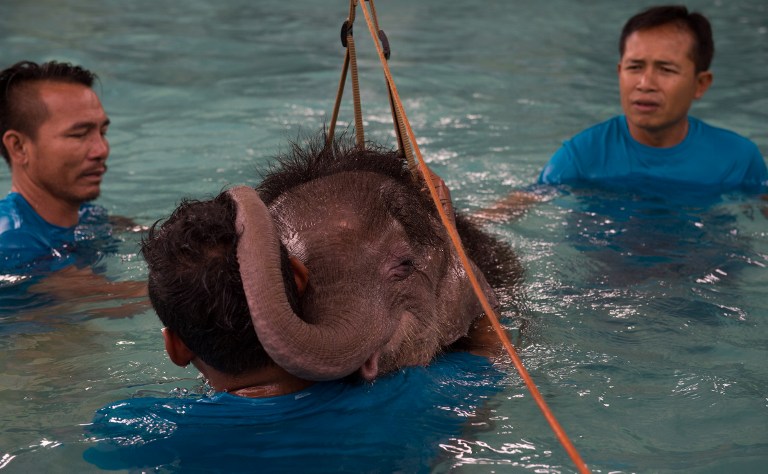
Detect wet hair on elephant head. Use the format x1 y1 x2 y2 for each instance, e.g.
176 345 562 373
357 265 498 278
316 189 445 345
141 131 523 384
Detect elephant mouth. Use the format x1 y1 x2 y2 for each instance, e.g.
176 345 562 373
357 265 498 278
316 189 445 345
360 308 469 380
356 310 418 381
359 354 381 381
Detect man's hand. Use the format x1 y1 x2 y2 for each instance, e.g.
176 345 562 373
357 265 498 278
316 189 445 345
474 191 542 223
109 215 149 233
27 266 149 318
420 167 455 226
449 313 504 359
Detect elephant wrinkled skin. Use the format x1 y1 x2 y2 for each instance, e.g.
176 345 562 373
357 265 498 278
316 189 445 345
240 135 523 381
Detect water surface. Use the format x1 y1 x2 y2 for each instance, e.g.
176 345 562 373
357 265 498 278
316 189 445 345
1 0 767 472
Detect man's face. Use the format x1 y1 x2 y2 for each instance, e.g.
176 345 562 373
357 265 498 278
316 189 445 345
24 81 110 205
618 24 712 146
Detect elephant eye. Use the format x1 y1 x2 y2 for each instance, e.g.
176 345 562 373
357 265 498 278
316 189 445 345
391 258 416 281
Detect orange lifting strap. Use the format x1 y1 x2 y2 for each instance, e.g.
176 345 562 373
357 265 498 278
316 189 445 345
326 2 590 473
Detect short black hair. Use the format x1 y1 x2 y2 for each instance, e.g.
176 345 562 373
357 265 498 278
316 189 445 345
0 60 98 163
141 191 300 375
619 5 714 73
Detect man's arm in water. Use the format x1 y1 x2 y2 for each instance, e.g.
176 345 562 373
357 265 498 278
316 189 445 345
27 266 149 319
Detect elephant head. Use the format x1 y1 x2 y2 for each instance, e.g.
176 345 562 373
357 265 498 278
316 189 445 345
231 137 519 382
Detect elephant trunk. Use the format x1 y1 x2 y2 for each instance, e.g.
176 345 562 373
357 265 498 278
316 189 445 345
228 186 393 381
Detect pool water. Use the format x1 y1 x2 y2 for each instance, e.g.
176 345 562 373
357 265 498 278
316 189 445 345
1 0 767 472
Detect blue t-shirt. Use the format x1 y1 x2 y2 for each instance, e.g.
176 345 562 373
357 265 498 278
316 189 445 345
0 192 109 273
83 352 504 473
539 116 767 192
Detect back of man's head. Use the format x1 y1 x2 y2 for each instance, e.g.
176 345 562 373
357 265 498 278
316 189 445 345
0 60 98 163
141 191 299 375
619 5 714 73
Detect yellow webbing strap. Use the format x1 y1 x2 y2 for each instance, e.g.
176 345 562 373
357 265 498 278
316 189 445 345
329 0 414 165
328 0 365 147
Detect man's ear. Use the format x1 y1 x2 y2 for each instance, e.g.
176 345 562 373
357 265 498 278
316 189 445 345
289 256 309 297
162 327 195 367
2 130 27 167
694 71 713 100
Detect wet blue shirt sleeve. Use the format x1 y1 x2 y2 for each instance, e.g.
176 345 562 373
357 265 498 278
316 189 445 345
538 117 629 184
539 142 580 184
0 193 108 273
740 140 768 189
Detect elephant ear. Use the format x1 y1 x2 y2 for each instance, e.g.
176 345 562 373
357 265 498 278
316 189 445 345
227 186 394 381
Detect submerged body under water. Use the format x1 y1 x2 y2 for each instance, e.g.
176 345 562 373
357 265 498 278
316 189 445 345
2 177 765 473
83 352 504 473
501 183 768 473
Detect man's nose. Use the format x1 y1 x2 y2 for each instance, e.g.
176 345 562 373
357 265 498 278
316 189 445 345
90 134 110 161
636 70 657 90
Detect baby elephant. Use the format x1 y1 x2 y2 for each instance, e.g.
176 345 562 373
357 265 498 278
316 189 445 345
142 133 522 386
249 134 522 381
